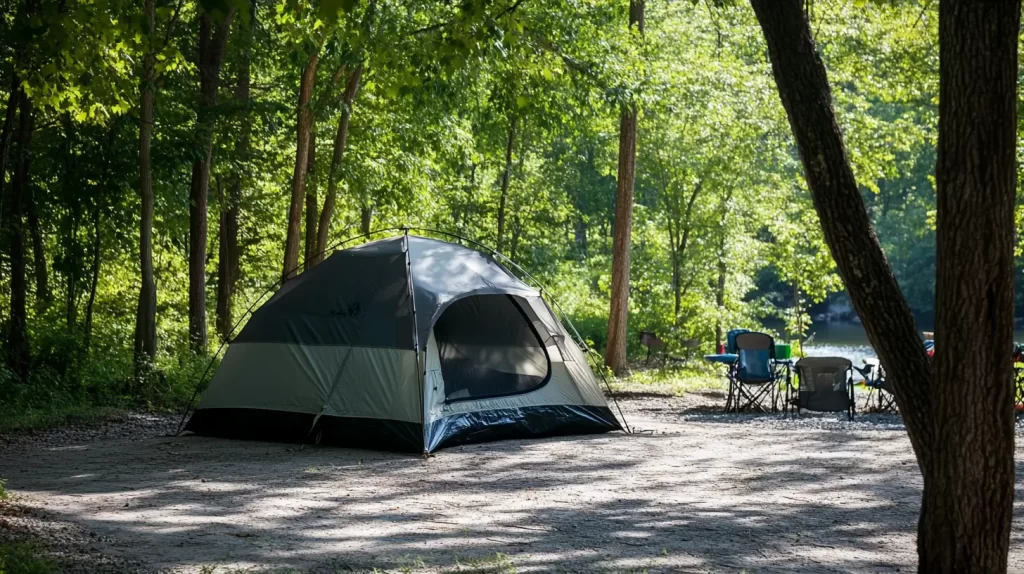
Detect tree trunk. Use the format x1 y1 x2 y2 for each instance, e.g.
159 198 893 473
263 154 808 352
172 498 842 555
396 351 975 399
496 114 517 253
282 50 319 281
510 212 522 261
360 204 372 235
84 125 115 354
26 179 48 308
188 10 233 355
83 183 101 354
750 0 934 460
216 0 252 342
6 90 33 382
134 0 158 376
313 64 363 263
751 0 1020 569
0 83 19 236
917 2 1019 571
604 0 644 375
303 123 318 269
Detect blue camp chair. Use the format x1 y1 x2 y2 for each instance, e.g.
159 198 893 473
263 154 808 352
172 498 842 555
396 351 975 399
729 332 779 413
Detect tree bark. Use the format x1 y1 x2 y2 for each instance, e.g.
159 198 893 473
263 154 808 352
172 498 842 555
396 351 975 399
496 115 517 253
917 2 1020 571
188 9 233 355
83 181 101 354
671 181 702 322
0 82 18 236
360 204 372 235
303 123 318 269
6 90 33 382
313 64 363 263
26 182 48 308
750 0 934 461
216 0 252 342
604 0 643 375
134 0 158 376
282 50 319 281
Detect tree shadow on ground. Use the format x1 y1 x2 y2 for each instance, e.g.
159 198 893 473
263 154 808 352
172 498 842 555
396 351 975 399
3 420 1022 573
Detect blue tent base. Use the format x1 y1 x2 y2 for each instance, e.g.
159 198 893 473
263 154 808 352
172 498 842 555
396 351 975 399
184 405 621 454
427 405 622 452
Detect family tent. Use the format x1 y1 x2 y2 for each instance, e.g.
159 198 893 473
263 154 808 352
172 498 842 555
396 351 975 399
185 234 622 453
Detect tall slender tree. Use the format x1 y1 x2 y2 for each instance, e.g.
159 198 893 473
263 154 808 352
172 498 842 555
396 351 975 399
750 0 1020 569
312 64 363 264
217 0 254 342
188 6 234 354
6 91 33 382
605 0 645 375
495 114 517 253
282 50 319 281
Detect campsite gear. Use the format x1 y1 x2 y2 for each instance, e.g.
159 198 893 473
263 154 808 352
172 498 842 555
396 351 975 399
185 235 622 453
792 357 856 420
725 328 751 354
774 343 792 360
639 331 667 365
727 332 782 413
704 353 738 364
855 358 895 413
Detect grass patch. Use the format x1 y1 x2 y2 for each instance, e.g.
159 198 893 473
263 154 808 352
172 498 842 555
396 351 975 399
444 553 517 573
0 404 128 436
0 542 54 574
609 364 727 397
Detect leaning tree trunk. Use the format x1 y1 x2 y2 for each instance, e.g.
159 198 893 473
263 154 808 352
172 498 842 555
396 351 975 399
313 64 363 263
188 10 233 355
918 2 1020 571
216 0 253 341
749 0 934 460
134 0 158 376
303 124 319 269
7 90 33 382
495 114 517 253
282 50 319 281
604 0 644 375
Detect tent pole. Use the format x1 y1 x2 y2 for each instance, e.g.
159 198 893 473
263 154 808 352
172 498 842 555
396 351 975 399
402 228 427 456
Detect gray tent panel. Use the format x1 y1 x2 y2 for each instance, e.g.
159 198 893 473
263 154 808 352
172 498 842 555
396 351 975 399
407 236 537 344
237 248 413 349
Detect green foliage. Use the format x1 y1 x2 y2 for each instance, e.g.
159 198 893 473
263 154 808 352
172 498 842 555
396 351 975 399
0 543 54 574
0 0 949 421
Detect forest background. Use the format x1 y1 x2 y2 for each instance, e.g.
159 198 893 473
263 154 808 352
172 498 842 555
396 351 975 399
0 0 974 425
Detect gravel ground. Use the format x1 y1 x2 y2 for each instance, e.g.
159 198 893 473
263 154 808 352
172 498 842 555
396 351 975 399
1 394 1023 573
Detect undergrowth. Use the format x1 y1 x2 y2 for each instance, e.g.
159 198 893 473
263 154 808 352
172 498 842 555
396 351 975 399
0 350 214 435
0 542 54 574
609 362 728 397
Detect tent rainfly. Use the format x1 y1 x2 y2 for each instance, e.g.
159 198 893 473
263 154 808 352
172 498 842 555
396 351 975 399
185 234 622 453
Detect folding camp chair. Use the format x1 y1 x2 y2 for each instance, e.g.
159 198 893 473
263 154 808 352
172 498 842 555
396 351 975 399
728 332 779 413
1014 345 1024 414
854 358 896 413
794 357 855 420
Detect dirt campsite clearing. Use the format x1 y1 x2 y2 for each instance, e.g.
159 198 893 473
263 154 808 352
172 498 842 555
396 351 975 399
3 392 1024 573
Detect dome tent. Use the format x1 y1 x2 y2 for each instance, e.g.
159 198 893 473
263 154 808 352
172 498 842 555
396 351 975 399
185 234 622 453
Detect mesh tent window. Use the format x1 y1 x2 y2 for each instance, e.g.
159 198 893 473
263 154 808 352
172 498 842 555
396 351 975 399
433 295 551 402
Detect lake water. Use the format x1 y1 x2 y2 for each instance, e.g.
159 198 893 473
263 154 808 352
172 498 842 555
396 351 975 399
800 321 1024 374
